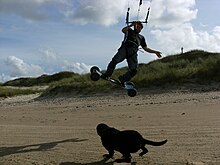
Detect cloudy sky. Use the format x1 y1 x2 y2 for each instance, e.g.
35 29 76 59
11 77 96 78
0 0 219 82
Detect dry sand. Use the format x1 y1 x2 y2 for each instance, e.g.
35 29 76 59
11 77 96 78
0 89 220 165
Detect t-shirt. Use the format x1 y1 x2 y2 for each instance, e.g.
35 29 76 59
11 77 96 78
123 28 147 49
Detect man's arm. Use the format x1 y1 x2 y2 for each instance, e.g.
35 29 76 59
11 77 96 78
121 22 136 33
143 46 162 58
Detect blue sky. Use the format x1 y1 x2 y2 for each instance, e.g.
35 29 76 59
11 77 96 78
0 0 219 82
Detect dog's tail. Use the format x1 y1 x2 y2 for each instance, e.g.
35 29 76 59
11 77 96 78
143 139 167 146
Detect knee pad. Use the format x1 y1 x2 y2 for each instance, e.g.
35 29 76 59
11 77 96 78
130 69 137 77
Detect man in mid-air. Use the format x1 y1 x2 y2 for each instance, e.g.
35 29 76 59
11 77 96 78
101 21 162 85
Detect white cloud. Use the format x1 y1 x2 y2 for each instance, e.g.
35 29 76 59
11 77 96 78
0 0 44 21
0 0 198 28
213 26 220 40
152 24 220 54
146 0 220 54
149 0 197 28
0 54 93 82
6 56 44 77
38 48 92 74
62 61 91 74
65 0 155 26
0 0 128 26
0 73 11 83
64 0 127 26
0 0 67 21
39 47 57 63
0 0 150 26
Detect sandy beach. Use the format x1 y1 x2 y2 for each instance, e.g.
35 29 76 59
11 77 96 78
0 89 220 165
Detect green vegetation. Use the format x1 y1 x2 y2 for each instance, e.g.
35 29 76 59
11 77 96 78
1 50 220 98
0 71 77 98
133 50 220 87
0 86 40 98
41 50 220 97
2 71 77 87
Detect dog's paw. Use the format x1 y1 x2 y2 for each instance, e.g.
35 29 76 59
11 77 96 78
103 154 113 159
139 150 148 157
139 152 145 157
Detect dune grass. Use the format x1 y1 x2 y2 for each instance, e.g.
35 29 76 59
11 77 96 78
1 50 220 98
41 50 220 97
0 86 40 98
133 50 220 87
2 71 77 87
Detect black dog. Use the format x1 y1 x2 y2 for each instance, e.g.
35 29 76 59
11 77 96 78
96 123 167 163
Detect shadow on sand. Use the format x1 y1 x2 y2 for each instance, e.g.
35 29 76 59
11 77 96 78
0 138 87 157
60 157 137 165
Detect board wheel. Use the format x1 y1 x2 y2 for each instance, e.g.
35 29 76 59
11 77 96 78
90 72 100 81
90 66 100 73
127 88 137 97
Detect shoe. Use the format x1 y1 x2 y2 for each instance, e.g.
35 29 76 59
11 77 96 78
118 76 126 87
101 73 109 80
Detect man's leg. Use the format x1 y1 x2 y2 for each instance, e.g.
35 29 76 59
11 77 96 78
104 59 117 78
118 53 138 83
118 69 137 82
103 47 127 78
